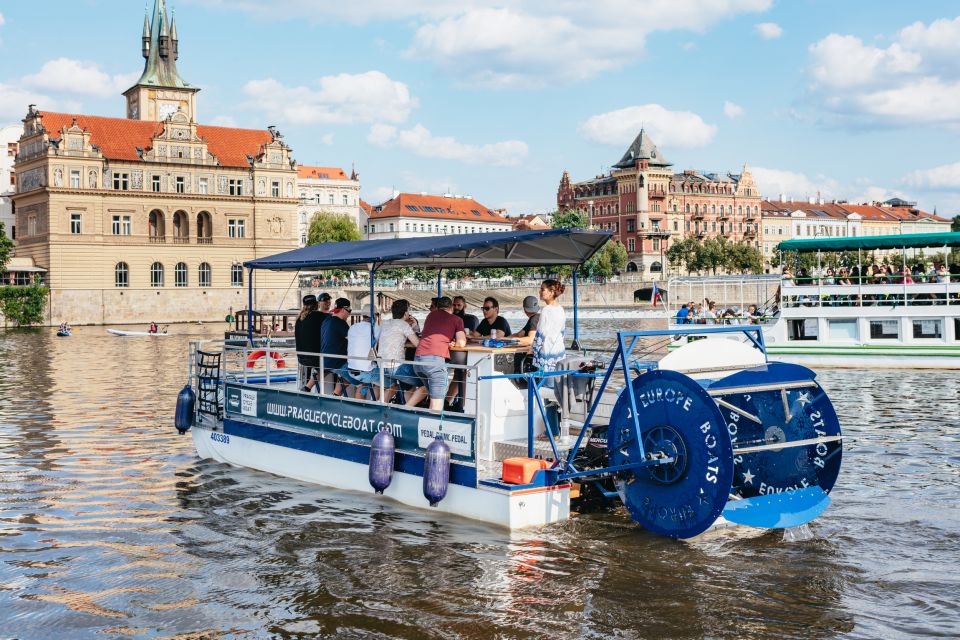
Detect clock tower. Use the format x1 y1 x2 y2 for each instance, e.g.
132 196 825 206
123 0 199 122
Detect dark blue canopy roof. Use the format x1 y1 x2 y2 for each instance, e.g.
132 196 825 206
245 228 612 271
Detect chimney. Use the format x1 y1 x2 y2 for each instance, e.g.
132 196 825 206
392 189 400 199
779 193 785 202
808 196 816 204
817 191 823 205
419 191 427 196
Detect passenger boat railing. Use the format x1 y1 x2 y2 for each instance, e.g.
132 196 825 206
190 338 482 417
781 281 960 308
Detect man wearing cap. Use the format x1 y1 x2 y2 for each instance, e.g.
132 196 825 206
509 295 540 376
344 305 381 398
317 292 333 322
295 294 325 392
319 298 352 393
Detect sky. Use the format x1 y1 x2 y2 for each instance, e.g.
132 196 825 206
1 0 960 215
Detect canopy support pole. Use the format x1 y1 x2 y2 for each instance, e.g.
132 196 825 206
437 268 443 299
247 267 254 346
858 248 862 308
571 269 581 350
369 266 377 347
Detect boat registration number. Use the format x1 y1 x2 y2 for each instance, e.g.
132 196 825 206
210 432 231 444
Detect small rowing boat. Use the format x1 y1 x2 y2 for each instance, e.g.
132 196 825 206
107 329 170 337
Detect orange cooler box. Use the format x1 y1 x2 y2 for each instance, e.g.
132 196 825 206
502 457 550 485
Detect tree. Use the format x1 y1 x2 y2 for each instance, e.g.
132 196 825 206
0 222 13 273
306 211 362 245
666 236 700 274
698 237 729 275
551 209 588 230
952 214 960 232
725 241 764 274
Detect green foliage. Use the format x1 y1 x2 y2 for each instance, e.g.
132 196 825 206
0 282 49 326
0 222 14 273
306 211 362 245
667 236 764 275
551 209 588 230
952 215 960 232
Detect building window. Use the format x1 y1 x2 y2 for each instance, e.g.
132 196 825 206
389 223 394 232
198 178 208 194
300 233 307 244
175 262 188 287
228 219 246 238
199 262 211 287
113 172 130 190
175 176 185 193
685 204 690 213
70 213 82 234
343 194 349 205
152 175 161 192
673 220 679 231
329 193 335 205
111 215 132 235
115 262 129 287
228 179 243 196
70 170 81 189
628 238 635 252
231 264 244 287
626 219 635 232
653 238 660 251
271 181 280 198
150 262 164 287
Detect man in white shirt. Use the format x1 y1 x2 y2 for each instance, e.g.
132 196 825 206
345 306 380 398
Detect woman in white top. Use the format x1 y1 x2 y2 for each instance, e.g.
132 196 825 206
532 279 566 386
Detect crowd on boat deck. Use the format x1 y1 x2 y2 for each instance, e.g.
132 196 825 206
293 279 567 411
675 300 766 325
780 263 957 306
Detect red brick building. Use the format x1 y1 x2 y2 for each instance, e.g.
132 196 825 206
558 129 762 274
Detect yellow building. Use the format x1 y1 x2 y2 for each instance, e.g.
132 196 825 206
11 0 299 324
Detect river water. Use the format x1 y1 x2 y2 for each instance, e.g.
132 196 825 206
0 320 958 639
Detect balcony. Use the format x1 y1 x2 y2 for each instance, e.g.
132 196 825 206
197 237 213 245
148 236 166 244
173 236 189 244
690 211 705 220
744 224 758 236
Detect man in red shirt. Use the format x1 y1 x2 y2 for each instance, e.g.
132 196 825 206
407 296 466 410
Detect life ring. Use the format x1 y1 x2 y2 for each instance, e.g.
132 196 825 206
246 350 287 369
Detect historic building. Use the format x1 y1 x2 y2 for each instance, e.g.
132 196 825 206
558 129 762 274
365 193 512 239
0 124 19 240
296 165 364 245
10 0 299 324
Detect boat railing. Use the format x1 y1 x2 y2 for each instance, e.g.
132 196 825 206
191 339 482 416
781 281 960 308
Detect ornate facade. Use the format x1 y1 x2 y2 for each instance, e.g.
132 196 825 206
10 0 299 324
296 166 364 246
557 129 762 274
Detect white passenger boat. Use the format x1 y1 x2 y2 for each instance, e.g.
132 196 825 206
175 229 844 539
669 232 960 369
108 328 170 337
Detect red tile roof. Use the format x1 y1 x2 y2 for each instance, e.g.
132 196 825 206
837 204 896 221
297 165 349 180
371 193 511 224
39 112 274 168
359 199 373 215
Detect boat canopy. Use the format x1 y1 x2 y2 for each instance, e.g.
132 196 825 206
244 228 612 271
778 231 960 253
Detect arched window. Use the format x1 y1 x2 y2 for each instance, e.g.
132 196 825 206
651 261 663 273
175 262 188 287
115 262 129 288
231 264 243 287
148 210 165 241
198 262 211 287
685 204 690 213
196 211 212 243
737 205 743 215
150 262 164 287
173 211 189 242
711 204 716 214
694 204 699 214
754 205 759 215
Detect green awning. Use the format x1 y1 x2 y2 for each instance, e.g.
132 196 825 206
778 232 960 253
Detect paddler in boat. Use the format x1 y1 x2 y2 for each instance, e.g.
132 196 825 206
148 321 158 334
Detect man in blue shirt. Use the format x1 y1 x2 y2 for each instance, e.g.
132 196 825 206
320 298 352 393
675 301 692 325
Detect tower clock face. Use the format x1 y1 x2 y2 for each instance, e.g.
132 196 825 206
159 103 177 120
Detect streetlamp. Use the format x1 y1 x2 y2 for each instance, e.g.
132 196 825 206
587 200 594 228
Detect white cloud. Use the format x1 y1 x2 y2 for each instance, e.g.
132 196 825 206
21 58 138 98
806 18 960 128
188 0 474 23
751 167 840 200
367 123 528 166
320 133 335 145
0 12 5 27
755 22 782 39
243 71 416 125
905 161 960 189
210 115 238 128
723 100 744 118
0 83 54 122
579 104 717 148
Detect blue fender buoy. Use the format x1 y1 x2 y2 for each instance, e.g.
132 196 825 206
423 438 451 507
369 430 396 494
174 384 196 435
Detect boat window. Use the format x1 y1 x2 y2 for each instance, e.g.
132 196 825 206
788 319 818 341
912 319 943 339
828 319 858 341
869 319 899 339
955 318 960 341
